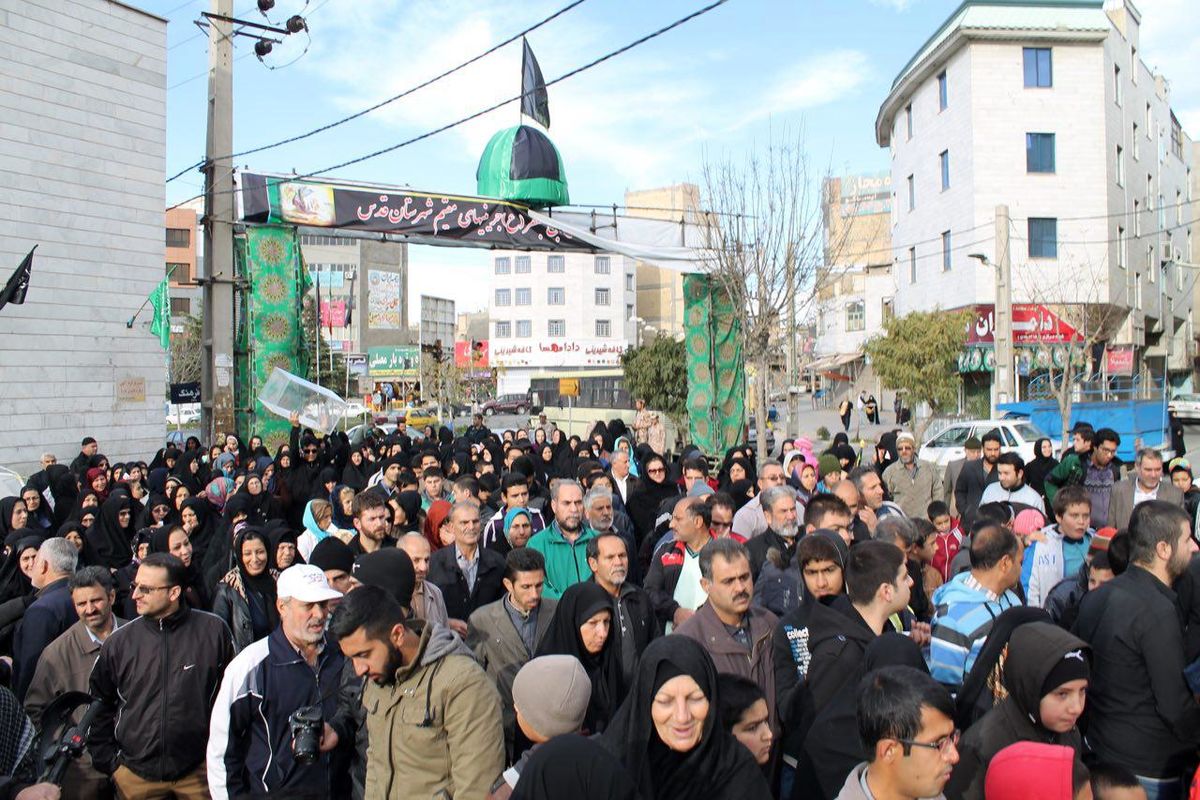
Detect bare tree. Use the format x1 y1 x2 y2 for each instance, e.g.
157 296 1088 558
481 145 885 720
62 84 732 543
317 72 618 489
698 128 853 462
1017 258 1128 447
170 314 204 385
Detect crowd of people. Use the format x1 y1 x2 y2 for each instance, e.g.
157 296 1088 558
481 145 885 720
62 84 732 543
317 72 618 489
0 407 1197 799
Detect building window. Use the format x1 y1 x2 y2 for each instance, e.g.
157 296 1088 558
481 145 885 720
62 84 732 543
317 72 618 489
548 319 565 337
1132 122 1139 159
495 321 511 338
1159 195 1166 230
1145 103 1152 131
165 228 190 248
905 104 912 139
1134 200 1141 237
547 255 565 273
1131 46 1138 83
1178 190 1184 225
941 230 952 271
595 288 610 306
625 273 635 292
515 288 531 306
938 71 948 110
1135 273 1142 309
1115 146 1124 187
882 298 895 322
1023 48 1052 87
494 289 511 306
1114 65 1122 106
166 262 190 282
169 297 190 315
1028 218 1058 258
516 320 532 338
939 150 950 190
595 319 611 337
1118 226 1126 270
1148 245 1156 283
626 303 635 321
594 256 611 275
515 256 531 274
548 287 565 305
908 247 917 283
1026 133 1055 173
846 301 865 332
907 175 915 211
1171 117 1184 160
494 257 511 274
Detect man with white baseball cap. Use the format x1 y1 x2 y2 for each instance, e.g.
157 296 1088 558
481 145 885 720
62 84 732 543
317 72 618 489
208 565 350 799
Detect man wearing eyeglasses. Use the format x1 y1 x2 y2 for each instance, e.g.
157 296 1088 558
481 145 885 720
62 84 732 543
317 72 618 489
89 553 236 799
835 665 959 800
1108 447 1184 531
1045 427 1123 528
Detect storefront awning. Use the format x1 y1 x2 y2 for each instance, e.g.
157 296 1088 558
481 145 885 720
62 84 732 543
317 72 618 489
805 352 862 372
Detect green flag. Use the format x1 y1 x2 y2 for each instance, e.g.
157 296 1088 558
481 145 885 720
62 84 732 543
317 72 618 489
149 278 170 350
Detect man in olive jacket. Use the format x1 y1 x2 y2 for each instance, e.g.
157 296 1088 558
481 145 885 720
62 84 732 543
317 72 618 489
332 584 505 799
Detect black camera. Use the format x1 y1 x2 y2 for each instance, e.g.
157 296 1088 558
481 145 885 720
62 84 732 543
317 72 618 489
289 706 324 764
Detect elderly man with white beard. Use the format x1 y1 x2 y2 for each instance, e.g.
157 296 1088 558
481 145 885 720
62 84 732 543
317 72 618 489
586 531 657 683
745 486 802 582
583 486 641 584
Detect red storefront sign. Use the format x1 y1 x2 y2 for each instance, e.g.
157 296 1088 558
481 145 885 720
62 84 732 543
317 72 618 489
965 304 1081 345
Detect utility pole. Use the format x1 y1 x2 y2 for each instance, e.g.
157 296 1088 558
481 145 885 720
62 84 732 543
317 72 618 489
201 0 236 440
993 204 1015 413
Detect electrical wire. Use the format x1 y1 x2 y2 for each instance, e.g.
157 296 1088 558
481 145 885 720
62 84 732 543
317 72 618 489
165 0 590 183
166 0 734 211
1009 195 1197 223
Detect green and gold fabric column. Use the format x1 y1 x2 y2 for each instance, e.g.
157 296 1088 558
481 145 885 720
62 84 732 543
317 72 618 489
239 225 311 451
684 274 745 457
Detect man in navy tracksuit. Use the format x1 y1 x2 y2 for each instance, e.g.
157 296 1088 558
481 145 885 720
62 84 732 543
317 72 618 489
207 565 350 799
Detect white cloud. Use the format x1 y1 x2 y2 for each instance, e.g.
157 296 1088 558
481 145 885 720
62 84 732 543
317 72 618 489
868 0 914 12
752 50 871 121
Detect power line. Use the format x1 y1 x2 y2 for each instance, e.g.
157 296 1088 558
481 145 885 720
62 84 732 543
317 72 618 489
167 0 734 212
165 0 589 183
1009 196 1197 223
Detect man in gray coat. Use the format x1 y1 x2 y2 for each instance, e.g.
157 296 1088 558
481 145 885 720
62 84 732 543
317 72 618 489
1107 448 1184 530
466 547 556 758
943 437 981 517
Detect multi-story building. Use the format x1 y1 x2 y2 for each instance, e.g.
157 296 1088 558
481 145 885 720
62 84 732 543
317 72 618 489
487 250 636 396
298 232 409 392
876 0 1195 407
0 0 168 473
813 173 895 371
165 205 202 329
627 184 701 339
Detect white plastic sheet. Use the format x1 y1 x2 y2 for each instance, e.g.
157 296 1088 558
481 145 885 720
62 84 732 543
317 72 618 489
258 368 349 435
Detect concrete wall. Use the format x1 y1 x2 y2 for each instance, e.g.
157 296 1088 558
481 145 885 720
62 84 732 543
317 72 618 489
0 0 168 475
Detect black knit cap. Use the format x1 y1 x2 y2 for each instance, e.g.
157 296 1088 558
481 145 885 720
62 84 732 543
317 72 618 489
308 537 354 574
1040 649 1090 698
352 548 416 609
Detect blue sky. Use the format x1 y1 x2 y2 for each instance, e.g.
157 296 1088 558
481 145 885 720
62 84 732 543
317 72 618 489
148 0 1198 314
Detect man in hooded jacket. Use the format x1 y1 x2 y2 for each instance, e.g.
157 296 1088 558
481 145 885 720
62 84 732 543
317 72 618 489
944 622 1090 800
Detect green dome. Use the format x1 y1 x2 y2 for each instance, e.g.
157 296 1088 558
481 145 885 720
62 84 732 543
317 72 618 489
476 125 569 208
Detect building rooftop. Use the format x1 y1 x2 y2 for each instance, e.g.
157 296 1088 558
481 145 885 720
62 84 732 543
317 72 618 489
877 0 1110 145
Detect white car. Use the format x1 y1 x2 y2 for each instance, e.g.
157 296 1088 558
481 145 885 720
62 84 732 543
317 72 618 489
918 418 1054 467
1169 393 1200 422
342 401 371 420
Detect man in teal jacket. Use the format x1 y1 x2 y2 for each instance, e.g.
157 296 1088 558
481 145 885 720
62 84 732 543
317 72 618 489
527 480 598 599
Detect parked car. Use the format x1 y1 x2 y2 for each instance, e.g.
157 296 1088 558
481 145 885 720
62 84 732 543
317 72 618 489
1169 393 1200 422
918 418 1054 467
482 394 532 416
342 401 370 420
